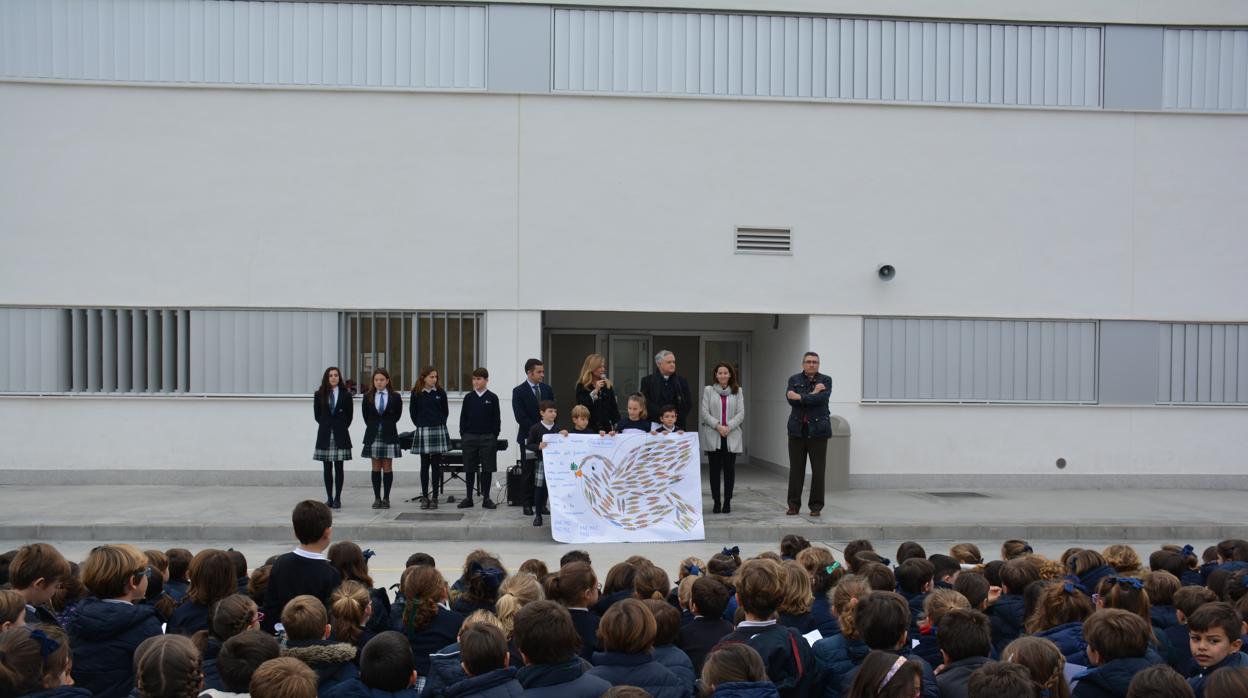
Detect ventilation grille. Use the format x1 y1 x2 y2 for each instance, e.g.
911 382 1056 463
735 227 792 255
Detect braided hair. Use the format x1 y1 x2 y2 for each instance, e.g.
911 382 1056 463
1002 636 1072 698
134 634 203 698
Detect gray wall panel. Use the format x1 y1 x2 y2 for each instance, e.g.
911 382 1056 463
863 317 1097 402
1098 320 1158 405
190 310 338 394
1158 322 1247 403
1162 28 1248 110
1103 25 1163 110
488 4 551 93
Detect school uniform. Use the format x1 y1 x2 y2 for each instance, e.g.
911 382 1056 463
1163 623 1199 676
713 683 781 698
512 380 555 510
459 389 501 506
443 667 524 698
313 386 354 462
410 387 451 504
1187 650 1248 697
810 596 840 638
1150 604 1179 630
24 602 62 627
616 417 653 432
570 426 596 435
569 607 600 662
323 679 419 698
653 644 697 695
1037 621 1088 659
393 604 464 678
717 620 819 698
677 615 735 674
777 611 817 634
936 656 993 698
912 625 941 668
988 592 1027 655
515 659 611 698
424 643 469 698
283 638 360 697
841 644 938 698
364 586 392 635
591 589 634 616
361 389 403 459
1073 656 1160 698
526 421 558 522
587 651 689 698
812 631 870 698
67 597 164 698
261 548 341 634
168 599 212 636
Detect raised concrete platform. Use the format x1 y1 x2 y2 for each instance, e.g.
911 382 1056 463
0 467 1242 543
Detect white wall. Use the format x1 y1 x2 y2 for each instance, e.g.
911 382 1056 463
747 314 811 469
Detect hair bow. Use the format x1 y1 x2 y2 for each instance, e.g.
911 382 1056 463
826 562 842 575
1181 545 1195 557
1240 575 1248 590
879 557 892 567
1062 582 1079 595
363 549 376 561
1062 576 1087 595
722 546 740 557
29 628 60 659
688 564 702 576
1108 577 1144 590
1022 544 1034 554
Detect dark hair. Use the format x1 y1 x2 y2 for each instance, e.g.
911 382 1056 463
1144 571 1180 607
983 560 1005 587
518 559 548 578
9 543 71 589
412 366 441 393
544 562 597 607
400 566 445 634
512 600 581 664
1001 558 1042 595
860 562 897 593
316 367 343 399
364 368 392 400
134 635 203 698
930 554 961 584
601 688 651 698
658 404 676 417
247 565 271 605
560 550 591 567
897 559 935 595
1126 664 1196 698
701 644 767 689
855 592 911 651
291 500 332 546
847 650 921 698
1002 540 1034 560
1187 602 1242 641
896 542 927 564
524 358 544 374
460 622 509 676
1027 582 1094 633
843 540 875 573
939 609 992 662
603 562 638 596
1203 546 1220 564
167 548 193 583
803 351 820 360
1149 551 1187 579
472 367 489 379
951 543 984 566
955 572 991 610
1002 636 1071 698
1205 667 1248 698
967 662 1034 698
192 594 258 654
218 630 281 694
538 399 557 412
1068 550 1109 578
1217 539 1248 563
1084 609 1151 661
187 549 238 608
406 553 436 568
227 550 247 579
1174 586 1219 619
327 541 374 588
0 625 73 696
459 555 508 607
598 598 656 654
709 362 740 394
642 598 681 646
360 631 415 692
691 577 730 618
780 535 811 560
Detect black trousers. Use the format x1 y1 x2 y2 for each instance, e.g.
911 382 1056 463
787 436 828 511
708 438 737 504
462 434 497 499
518 439 535 506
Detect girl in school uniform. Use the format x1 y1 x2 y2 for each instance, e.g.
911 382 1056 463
313 366 353 509
616 393 653 432
409 366 450 511
361 368 402 509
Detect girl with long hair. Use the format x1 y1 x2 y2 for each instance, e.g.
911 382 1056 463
408 366 450 510
312 366 352 509
361 368 402 509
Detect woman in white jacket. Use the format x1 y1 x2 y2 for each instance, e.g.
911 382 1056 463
700 362 745 514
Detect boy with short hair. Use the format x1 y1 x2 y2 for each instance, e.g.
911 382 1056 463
842 591 939 698
1073 609 1160 698
989 558 1040 654
678 577 735 675
1166 587 1219 677
714 558 818 697
8 542 71 626
929 554 961 590
935 609 994 698
1185 602 1248 698
208 630 282 697
954 572 992 612
251 658 319 698
567 405 598 435
526 399 559 527
261 501 340 634
459 367 501 511
165 547 193 603
322 631 418 698
897 558 936 625
653 405 683 434
280 595 358 695
444 622 522 697
967 662 1034 698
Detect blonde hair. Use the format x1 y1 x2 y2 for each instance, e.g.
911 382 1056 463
796 547 835 577
778 560 813 616
495 573 543 638
832 576 873 640
461 609 507 634
330 581 370 646
280 595 328 642
922 588 970 628
626 394 647 420
250 658 318 698
950 544 984 565
1102 545 1143 576
677 576 698 610
570 405 591 421
81 543 149 599
577 354 613 391
678 557 705 581
0 591 25 625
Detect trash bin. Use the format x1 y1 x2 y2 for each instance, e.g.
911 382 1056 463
827 416 851 491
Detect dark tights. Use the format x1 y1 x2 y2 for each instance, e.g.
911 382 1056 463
420 454 442 498
322 461 344 501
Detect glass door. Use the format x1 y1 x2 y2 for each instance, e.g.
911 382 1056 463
608 335 652 416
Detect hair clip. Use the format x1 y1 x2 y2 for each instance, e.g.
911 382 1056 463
880 557 892 567
1181 545 1195 558
722 546 740 557
363 549 376 561
1240 575 1248 589
1022 544 1034 554
879 656 908 689
688 564 702 576
826 562 842 575
29 628 60 659
1108 577 1144 590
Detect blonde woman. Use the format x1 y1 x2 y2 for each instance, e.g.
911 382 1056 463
574 353 620 433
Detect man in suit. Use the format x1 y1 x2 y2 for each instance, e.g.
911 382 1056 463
512 358 554 516
639 350 692 431
786 351 833 517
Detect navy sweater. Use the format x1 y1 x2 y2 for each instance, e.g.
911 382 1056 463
394 606 465 676
1073 656 1160 698
262 551 341 633
515 659 611 698
410 388 450 428
168 600 212 636
588 651 690 698
460 390 501 436
569 608 600 662
67 598 164 698
988 593 1027 655
1188 651 1248 698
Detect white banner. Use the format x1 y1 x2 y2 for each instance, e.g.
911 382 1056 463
541 432 705 543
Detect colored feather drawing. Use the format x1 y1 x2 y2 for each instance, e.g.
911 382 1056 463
573 437 697 531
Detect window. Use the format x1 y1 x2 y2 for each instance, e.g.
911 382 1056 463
342 311 482 394
1157 323 1248 404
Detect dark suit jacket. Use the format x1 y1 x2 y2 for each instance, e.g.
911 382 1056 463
785 372 832 439
639 370 692 430
361 390 402 445
512 381 554 442
314 388 354 450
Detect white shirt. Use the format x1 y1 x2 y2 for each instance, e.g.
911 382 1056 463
293 546 328 561
375 390 388 412
540 421 555 429
475 389 487 397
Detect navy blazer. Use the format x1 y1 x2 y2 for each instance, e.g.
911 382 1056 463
362 390 403 446
512 381 555 442
314 388 354 450
786 372 833 439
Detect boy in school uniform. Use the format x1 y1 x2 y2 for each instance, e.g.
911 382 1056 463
323 631 419 698
677 577 735 675
458 368 501 510
527 400 559 528
653 405 683 434
897 558 935 633
838 591 940 698
261 500 341 634
281 595 359 696
9 543 72 627
1166 586 1219 677
1186 602 1248 698
567 404 598 435
1071 609 1161 698
934 609 994 698
988 557 1040 655
445 623 523 698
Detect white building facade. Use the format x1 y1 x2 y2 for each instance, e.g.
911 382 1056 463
2 0 1246 487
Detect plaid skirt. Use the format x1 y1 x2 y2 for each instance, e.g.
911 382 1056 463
411 425 450 454
313 433 353 462
362 440 403 459
534 460 546 487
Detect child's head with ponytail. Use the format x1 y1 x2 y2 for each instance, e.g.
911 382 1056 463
632 564 670 602
494 573 543 639
134 634 203 698
0 625 73 695
330 581 372 646
400 566 447 635
192 594 259 655
544 562 598 609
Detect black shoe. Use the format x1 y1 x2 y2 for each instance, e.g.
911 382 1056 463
332 498 342 510
371 499 383 509
723 500 731 513
420 498 431 510
482 498 496 509
458 497 474 509
542 504 550 515
523 505 533 516
430 497 439 510
381 499 391 509
533 513 543 526
712 501 721 514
